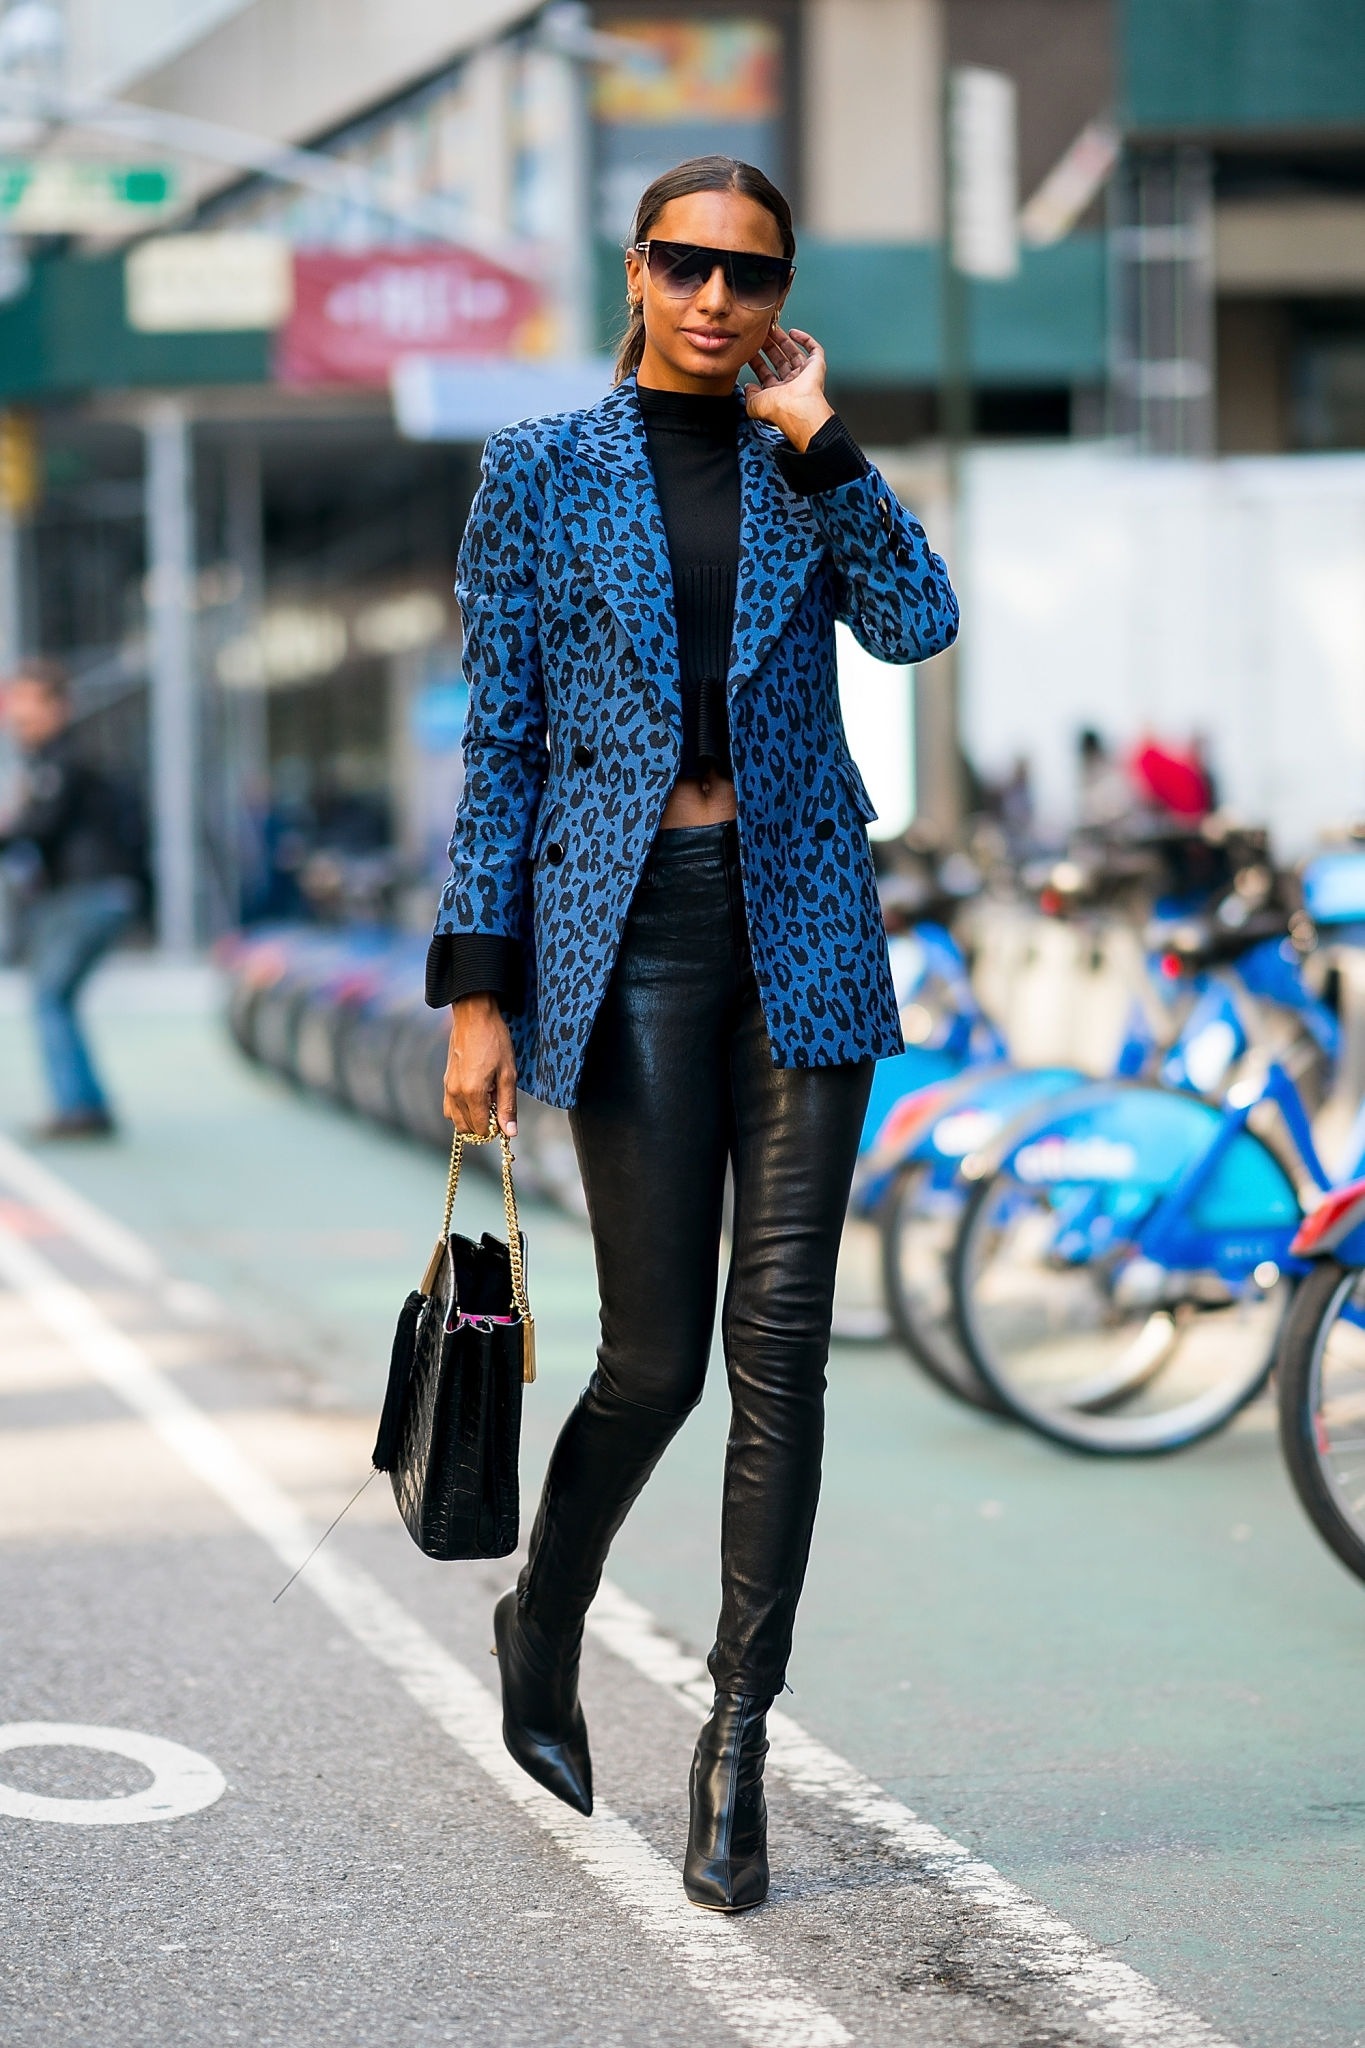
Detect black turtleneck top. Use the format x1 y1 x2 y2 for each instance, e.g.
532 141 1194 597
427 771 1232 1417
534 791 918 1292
637 383 740 781
426 395 870 1011
635 384 870 780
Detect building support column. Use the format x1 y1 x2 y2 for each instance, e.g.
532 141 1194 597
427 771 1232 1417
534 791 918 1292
1110 146 1216 455
144 399 198 954
0 408 37 671
541 44 593 357
222 436 266 927
0 505 20 673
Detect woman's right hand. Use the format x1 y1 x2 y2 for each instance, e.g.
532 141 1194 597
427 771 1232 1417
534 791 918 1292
444 993 518 1137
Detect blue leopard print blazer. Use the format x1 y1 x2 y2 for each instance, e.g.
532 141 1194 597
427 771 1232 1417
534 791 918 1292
432 374 958 1109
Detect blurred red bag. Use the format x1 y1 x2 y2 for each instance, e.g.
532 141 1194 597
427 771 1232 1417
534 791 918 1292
1130 741 1212 819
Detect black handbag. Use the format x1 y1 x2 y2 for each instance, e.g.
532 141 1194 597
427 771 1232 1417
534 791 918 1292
372 1122 535 1560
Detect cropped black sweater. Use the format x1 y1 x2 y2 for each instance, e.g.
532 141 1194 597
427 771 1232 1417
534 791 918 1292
426 396 868 1011
639 383 738 780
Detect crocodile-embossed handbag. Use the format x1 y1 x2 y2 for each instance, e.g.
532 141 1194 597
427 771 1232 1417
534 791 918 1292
372 1122 535 1560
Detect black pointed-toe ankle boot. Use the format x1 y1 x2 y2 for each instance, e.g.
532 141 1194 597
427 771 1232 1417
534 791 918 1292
684 1692 771 1911
493 1590 593 1815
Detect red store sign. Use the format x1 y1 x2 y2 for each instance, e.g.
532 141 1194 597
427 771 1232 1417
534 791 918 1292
277 246 544 387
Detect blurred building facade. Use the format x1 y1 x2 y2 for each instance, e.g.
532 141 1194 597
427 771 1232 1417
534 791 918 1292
0 0 1363 933
1119 0 1365 456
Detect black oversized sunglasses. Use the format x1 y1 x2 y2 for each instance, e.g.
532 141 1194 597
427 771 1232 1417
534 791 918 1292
635 239 794 312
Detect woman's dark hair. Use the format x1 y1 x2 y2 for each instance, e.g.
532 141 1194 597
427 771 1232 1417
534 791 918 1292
614 155 796 384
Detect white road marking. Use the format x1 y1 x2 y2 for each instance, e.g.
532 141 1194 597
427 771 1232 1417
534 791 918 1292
0 1133 162 1285
0 1132 222 1323
0 1146 1246 2048
588 1585 1238 2048
0 1722 226 1826
0 1226 847 2048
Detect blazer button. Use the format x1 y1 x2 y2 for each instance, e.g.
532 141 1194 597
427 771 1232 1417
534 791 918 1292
543 839 567 865
816 818 836 841
572 742 597 769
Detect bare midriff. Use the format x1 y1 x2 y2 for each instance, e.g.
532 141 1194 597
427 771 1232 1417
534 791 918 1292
659 773 739 828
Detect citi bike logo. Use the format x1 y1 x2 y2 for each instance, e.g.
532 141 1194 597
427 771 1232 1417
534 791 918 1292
1014 1135 1140 1183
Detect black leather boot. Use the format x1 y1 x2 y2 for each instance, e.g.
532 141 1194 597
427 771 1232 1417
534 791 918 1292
496 1374 684 1816
684 1692 771 1911
493 1590 593 1815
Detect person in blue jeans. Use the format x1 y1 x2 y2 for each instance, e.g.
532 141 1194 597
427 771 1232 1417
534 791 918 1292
0 659 146 1138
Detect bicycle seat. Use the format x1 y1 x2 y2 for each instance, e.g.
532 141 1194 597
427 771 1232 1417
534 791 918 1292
1150 906 1292 971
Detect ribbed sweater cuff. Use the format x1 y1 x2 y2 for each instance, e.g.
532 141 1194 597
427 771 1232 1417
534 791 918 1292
773 414 870 495
425 933 524 1012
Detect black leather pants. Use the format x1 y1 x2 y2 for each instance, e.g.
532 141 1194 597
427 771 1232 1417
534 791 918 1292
517 822 872 1699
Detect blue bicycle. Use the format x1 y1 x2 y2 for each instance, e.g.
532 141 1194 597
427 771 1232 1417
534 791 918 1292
948 901 1344 1452
1275 1177 1365 1582
832 918 1005 1345
1272 843 1365 1576
853 844 1265 1409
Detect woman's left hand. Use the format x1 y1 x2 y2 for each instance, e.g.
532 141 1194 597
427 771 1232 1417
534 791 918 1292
744 324 835 452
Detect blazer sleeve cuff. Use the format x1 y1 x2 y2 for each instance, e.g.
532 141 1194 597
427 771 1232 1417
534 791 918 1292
773 415 870 496
425 933 525 1013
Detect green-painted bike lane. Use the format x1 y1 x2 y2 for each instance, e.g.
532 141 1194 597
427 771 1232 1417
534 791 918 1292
2 962 1361 2047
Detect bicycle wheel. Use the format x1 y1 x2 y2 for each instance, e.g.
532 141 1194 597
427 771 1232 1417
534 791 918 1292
953 1164 1289 1453
1277 1260 1365 1584
829 1213 892 1343
294 994 349 1098
337 1005 407 1126
880 1163 1006 1410
390 1016 450 1149
252 980 309 1079
226 973 265 1060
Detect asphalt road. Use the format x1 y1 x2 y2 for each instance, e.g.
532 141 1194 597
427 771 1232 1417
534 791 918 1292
1 960 1363 2048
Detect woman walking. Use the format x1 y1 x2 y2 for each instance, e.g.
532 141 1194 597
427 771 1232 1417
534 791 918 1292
428 155 958 1910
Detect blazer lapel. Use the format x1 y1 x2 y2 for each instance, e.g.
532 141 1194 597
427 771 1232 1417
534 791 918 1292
729 421 824 694
563 377 680 711
563 381 825 710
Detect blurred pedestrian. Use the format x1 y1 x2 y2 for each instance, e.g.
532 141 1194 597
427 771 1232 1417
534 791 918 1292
431 155 958 1912
0 659 146 1139
1076 726 1133 828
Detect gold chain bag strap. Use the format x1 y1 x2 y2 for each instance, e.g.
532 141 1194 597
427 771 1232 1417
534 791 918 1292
422 1117 536 1382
